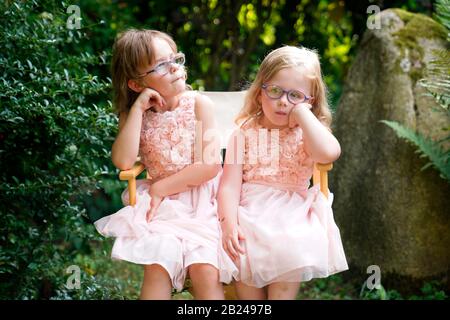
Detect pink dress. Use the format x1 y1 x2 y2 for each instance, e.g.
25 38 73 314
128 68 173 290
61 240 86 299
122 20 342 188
236 117 348 288
94 91 237 291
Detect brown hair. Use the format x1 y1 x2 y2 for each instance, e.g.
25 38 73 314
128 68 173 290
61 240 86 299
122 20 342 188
235 46 333 129
111 29 177 114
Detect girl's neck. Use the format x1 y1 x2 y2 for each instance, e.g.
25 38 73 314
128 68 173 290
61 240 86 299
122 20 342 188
258 114 288 130
162 91 184 112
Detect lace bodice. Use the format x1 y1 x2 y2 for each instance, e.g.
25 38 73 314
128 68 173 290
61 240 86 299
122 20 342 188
139 91 196 181
241 117 314 191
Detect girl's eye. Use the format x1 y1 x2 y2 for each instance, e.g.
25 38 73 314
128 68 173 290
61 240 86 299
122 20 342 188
156 61 173 73
289 91 304 100
174 56 185 65
155 63 166 71
269 86 282 95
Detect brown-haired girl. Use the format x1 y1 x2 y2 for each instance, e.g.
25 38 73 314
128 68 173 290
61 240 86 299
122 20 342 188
95 29 237 300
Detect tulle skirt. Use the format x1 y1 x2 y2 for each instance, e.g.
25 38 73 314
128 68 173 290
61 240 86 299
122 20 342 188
235 182 348 288
94 173 238 291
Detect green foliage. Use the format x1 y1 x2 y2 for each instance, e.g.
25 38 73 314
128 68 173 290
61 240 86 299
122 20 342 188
296 274 357 300
296 274 448 300
409 281 448 300
52 240 142 300
359 283 388 300
380 120 450 181
360 281 448 300
0 0 116 298
419 0 450 112
435 0 450 34
419 50 450 110
359 282 404 300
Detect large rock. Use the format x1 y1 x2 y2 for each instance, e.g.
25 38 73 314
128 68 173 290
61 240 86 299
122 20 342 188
332 9 450 293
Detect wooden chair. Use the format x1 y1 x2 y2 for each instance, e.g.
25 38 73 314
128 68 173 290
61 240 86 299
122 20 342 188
117 91 333 299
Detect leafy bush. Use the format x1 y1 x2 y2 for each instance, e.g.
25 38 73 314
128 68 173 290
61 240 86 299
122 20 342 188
0 0 116 298
360 281 448 300
52 240 143 300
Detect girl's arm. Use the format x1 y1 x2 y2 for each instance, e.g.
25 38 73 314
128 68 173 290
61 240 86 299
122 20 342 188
149 94 222 198
111 88 166 170
217 130 246 260
111 109 142 170
290 104 341 164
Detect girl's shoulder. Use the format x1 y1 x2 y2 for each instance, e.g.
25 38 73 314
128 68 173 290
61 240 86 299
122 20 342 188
178 89 197 103
239 116 259 131
191 91 216 120
193 91 213 106
178 90 211 110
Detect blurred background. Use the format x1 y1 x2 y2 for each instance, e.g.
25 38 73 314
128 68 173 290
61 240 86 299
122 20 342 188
0 0 448 300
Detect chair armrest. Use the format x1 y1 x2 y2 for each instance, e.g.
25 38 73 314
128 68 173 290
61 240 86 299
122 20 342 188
313 163 333 198
119 162 145 180
118 162 145 206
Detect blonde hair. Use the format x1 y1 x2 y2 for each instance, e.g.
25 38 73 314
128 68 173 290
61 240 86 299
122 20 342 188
235 46 332 129
111 29 178 114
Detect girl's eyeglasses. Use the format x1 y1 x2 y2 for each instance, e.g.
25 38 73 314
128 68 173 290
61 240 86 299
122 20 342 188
139 53 186 77
261 84 312 105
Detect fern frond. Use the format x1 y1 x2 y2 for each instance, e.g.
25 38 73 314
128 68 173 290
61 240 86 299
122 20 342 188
435 0 450 34
380 120 450 182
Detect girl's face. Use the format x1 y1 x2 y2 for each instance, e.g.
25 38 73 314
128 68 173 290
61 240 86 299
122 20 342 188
259 67 312 129
133 37 186 98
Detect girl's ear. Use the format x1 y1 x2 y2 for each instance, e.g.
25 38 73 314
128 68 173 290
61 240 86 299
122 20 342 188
309 97 315 106
128 79 144 93
257 91 262 105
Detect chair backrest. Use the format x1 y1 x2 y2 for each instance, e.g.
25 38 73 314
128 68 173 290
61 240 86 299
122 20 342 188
201 91 247 149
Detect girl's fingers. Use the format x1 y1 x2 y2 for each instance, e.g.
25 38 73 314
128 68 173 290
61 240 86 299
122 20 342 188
147 196 162 223
147 202 157 222
143 88 164 110
227 239 238 260
235 239 246 255
222 239 228 253
222 240 234 260
148 95 162 111
151 196 162 210
232 235 246 255
301 102 312 110
160 96 166 107
288 112 297 128
154 93 164 107
237 227 246 240
225 248 234 261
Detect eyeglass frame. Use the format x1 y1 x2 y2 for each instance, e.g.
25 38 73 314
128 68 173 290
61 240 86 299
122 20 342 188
261 83 312 104
137 52 186 78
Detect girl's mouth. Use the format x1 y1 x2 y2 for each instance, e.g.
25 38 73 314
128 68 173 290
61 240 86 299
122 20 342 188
275 111 287 116
171 74 184 83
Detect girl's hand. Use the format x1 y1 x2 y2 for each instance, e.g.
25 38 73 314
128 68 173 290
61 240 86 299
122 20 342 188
132 87 166 114
288 103 312 128
220 219 246 260
146 183 164 223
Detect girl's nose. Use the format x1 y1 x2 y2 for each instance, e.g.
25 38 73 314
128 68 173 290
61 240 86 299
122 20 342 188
169 62 180 73
278 93 289 106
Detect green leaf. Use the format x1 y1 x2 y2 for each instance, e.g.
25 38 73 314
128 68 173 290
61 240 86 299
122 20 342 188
380 120 450 182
